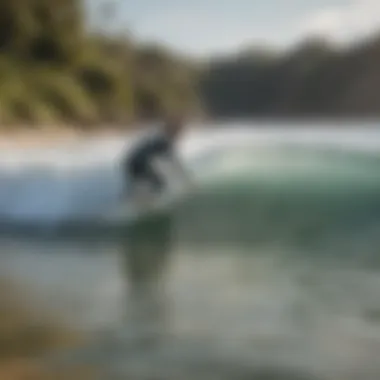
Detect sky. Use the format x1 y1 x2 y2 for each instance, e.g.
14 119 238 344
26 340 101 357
88 0 380 57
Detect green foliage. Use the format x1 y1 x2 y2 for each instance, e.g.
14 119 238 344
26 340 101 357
199 35 380 117
2 0 380 125
0 0 197 128
34 69 98 124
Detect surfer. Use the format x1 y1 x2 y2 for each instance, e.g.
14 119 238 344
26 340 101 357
119 115 191 343
122 114 191 204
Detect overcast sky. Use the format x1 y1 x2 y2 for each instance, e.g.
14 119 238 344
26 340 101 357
88 0 380 56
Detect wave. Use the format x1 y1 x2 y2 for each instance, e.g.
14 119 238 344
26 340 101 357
0 127 380 252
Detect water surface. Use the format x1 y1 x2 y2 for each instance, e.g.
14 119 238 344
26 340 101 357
1 122 380 379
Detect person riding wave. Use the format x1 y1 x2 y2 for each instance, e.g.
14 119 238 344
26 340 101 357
122 115 192 207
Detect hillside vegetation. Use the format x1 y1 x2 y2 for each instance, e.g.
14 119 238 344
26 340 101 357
1 1 380 128
200 35 380 118
0 0 198 128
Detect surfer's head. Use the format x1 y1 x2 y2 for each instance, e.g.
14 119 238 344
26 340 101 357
163 113 186 140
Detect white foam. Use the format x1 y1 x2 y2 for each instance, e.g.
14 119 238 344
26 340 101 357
0 125 378 224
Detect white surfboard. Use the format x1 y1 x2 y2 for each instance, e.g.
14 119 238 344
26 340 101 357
104 157 191 225
106 189 186 224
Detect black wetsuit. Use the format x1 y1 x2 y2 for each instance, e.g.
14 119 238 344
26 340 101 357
123 131 175 194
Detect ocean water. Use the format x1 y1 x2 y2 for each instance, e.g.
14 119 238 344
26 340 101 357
1 122 380 379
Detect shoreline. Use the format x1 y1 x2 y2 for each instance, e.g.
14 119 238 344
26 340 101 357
0 119 378 149
0 126 128 149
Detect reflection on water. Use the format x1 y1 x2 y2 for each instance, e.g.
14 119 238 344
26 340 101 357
119 209 173 343
1 232 380 378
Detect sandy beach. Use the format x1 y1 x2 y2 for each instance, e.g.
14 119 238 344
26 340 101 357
0 127 127 149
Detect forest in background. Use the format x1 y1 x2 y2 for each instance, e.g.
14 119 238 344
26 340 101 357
200 35 380 118
0 0 199 128
1 0 380 129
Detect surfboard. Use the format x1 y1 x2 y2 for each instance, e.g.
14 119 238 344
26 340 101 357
106 189 186 224
104 158 191 226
